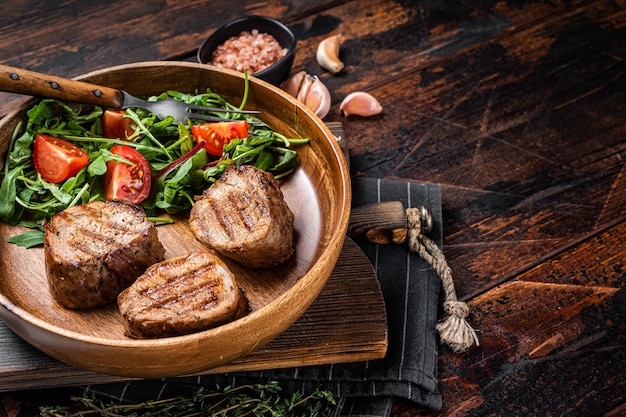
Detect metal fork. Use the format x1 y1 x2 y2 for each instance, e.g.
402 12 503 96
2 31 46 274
0 64 259 124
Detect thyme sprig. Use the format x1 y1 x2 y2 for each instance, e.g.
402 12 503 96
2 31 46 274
39 381 336 417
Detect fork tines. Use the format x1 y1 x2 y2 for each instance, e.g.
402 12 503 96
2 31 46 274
186 113 249 122
184 103 260 114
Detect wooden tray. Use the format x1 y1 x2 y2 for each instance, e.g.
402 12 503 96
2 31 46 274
0 236 387 391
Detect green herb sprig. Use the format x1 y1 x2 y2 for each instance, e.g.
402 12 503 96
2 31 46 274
39 381 336 417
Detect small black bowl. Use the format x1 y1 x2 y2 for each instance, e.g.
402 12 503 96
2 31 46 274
197 15 296 86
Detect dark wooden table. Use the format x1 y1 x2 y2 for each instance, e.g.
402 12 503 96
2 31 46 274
1 1 624 416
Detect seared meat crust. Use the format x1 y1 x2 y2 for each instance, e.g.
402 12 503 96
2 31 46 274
188 165 295 268
118 251 248 338
44 199 165 310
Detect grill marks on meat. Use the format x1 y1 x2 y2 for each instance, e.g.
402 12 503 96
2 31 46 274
42 165 292 336
189 165 295 268
44 199 165 310
118 251 249 338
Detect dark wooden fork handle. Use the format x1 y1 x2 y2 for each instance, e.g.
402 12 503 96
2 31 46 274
0 64 123 108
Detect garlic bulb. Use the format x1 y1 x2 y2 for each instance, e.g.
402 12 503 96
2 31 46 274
316 34 344 74
281 71 331 119
340 91 383 117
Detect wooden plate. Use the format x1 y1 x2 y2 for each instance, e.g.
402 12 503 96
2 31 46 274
0 62 351 378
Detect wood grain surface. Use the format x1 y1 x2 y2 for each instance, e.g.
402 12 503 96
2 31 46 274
0 0 624 416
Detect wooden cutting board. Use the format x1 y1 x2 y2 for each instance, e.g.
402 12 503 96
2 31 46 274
0 236 387 391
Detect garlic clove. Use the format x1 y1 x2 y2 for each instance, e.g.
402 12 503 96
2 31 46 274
301 75 331 119
340 91 383 117
316 34 344 74
280 70 306 97
281 72 331 119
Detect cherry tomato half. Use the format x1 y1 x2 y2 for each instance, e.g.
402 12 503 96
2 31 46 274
104 145 151 204
191 120 248 156
102 110 137 140
33 134 89 183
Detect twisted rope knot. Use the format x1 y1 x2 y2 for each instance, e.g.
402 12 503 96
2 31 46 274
443 300 469 318
406 207 479 353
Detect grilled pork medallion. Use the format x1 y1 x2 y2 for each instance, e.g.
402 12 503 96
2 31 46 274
44 199 165 310
118 251 249 338
189 165 295 268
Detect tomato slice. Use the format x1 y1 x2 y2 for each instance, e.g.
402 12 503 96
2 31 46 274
191 120 248 156
104 145 151 204
102 110 136 140
33 134 89 183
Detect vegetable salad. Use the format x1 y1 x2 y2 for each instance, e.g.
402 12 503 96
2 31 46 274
0 88 307 247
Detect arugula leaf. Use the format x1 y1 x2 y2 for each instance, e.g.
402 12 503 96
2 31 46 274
0 165 22 220
88 154 107 176
8 131 34 166
41 178 74 205
255 150 274 171
7 229 44 248
271 148 298 172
